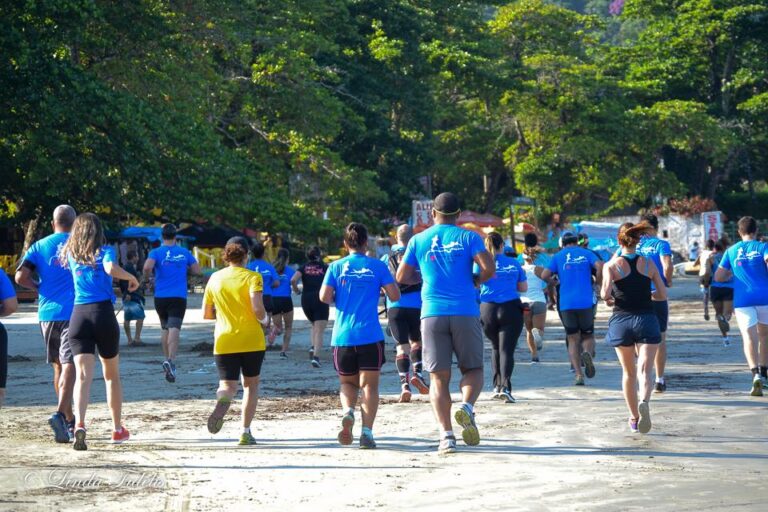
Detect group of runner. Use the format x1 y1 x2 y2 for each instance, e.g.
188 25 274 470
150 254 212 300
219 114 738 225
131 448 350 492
2 195 767 454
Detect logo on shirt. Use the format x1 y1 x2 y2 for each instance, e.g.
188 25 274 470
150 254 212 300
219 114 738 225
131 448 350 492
564 252 589 269
161 250 188 266
428 235 465 260
340 262 374 279
735 247 763 267
496 263 519 276
251 264 272 276
47 242 67 268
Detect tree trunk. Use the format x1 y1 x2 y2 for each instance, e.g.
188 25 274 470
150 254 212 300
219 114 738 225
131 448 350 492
22 209 44 256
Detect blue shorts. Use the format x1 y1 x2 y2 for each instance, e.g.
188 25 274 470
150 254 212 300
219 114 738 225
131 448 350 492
606 312 661 348
653 300 668 333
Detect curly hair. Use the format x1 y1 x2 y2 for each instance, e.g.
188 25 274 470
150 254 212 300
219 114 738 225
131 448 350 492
61 213 106 266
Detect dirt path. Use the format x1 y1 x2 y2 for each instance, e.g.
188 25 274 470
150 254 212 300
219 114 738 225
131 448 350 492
1 277 766 511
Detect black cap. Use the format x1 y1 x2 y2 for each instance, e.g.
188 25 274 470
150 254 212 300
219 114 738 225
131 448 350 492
560 231 578 246
226 236 250 253
433 192 461 216
161 223 177 239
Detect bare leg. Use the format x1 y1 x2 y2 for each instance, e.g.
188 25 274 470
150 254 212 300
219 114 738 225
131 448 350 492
313 320 327 355
429 369 453 432
524 312 537 358
459 367 483 405
166 327 180 361
134 320 143 344
757 323 768 368
359 371 380 429
217 380 238 401
52 361 62 399
582 335 596 359
655 332 667 380
739 323 760 368
241 375 260 429
339 374 359 411
567 333 583 378
614 345 639 419
73 354 96 426
282 312 293 351
160 329 169 359
123 320 133 345
58 362 75 421
637 344 658 402
100 355 123 431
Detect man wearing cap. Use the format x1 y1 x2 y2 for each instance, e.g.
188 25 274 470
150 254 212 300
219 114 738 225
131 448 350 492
541 232 603 385
397 192 495 454
144 224 201 383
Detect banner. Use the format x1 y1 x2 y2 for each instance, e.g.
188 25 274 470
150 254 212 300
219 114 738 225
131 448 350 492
701 211 723 243
412 200 434 232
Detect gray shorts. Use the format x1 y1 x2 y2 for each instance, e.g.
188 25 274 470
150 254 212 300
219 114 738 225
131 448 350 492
40 321 74 365
528 301 547 315
421 315 484 373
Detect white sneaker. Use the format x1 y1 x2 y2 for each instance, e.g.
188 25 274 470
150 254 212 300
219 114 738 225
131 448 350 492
532 328 544 350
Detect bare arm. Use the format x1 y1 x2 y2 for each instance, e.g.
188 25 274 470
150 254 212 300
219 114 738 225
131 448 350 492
104 261 139 292
473 250 495 284
319 284 334 305
594 260 604 287
290 271 302 294
650 262 668 300
189 263 202 276
540 268 553 282
382 282 400 302
203 302 216 320
714 266 731 283
661 254 673 287
600 263 614 303
396 262 419 285
0 296 18 317
517 281 528 293
14 266 38 290
250 291 267 323
142 258 156 280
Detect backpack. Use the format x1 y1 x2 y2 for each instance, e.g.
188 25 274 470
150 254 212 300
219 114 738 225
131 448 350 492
388 249 421 295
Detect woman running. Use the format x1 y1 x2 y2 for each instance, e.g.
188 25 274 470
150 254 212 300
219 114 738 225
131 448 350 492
291 246 329 368
0 270 18 408
272 248 296 358
708 240 734 347
61 213 138 450
246 240 279 345
521 252 548 363
697 239 716 320
476 232 527 403
601 222 666 434
319 223 399 449
203 237 268 445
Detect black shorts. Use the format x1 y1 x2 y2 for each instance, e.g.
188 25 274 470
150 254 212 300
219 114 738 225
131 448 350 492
710 287 734 302
606 312 661 347
155 297 187 330
262 295 274 314
560 308 595 336
333 341 386 376
301 293 329 323
272 296 294 315
69 301 120 359
214 351 266 381
699 276 711 288
387 307 421 344
0 322 7 388
653 300 668 333
40 320 73 365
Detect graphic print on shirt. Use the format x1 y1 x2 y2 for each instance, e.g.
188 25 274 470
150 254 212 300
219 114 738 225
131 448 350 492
564 252 589 268
340 261 375 285
734 247 763 266
428 235 465 259
46 242 67 269
161 249 189 265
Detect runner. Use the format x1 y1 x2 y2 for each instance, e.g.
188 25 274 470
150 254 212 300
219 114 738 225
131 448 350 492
143 223 200 383
291 246 329 368
271 248 296 359
714 216 768 396
119 250 146 347
383 224 429 403
320 223 399 449
521 252 549 363
541 231 602 386
246 240 279 346
0 269 18 409
635 214 673 393
601 222 665 434
709 240 734 347
397 192 495 455
61 213 137 450
477 232 527 403
697 239 716 321
202 237 268 445
15 205 77 442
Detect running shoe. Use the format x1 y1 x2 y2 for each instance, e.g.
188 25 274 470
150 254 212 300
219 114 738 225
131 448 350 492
532 328 544 350
112 427 131 444
574 375 585 386
410 373 429 395
722 336 730 347
704 311 710 321
359 431 377 449
638 401 652 434
499 388 515 404
279 351 288 359
338 412 354 446
311 356 321 368
750 375 763 397
238 432 257 446
491 386 501 399
67 419 75 442
48 411 70 444
717 315 730 334
454 404 480 446
207 397 232 434
399 384 412 403
654 381 666 393
308 347 314 360
162 359 176 383
581 352 596 379
438 435 457 455
73 427 87 451
628 418 639 434
531 357 540 365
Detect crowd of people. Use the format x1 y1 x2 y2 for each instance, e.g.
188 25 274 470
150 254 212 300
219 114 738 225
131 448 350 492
1 193 767 454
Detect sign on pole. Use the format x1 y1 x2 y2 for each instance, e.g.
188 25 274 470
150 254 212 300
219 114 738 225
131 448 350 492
412 200 434 231
511 196 536 207
701 211 723 243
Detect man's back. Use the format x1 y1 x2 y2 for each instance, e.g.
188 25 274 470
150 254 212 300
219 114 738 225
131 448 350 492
637 236 671 287
549 246 597 311
21 232 74 321
720 240 768 307
149 245 195 298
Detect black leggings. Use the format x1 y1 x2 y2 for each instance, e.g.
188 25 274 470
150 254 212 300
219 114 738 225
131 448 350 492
69 301 120 359
0 322 7 388
480 299 524 390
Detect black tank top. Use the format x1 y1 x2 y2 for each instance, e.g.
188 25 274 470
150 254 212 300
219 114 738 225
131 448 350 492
612 255 653 313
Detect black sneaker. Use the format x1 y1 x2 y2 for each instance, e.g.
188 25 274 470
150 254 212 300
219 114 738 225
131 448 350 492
499 388 516 403
48 412 70 443
654 381 666 393
67 419 75 442
311 356 321 368
279 352 288 359
163 360 176 383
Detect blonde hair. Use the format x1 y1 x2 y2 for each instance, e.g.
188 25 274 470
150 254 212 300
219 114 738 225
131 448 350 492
617 221 654 249
484 232 504 258
61 213 106 266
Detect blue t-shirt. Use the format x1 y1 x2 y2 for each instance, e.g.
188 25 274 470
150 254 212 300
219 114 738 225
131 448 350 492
548 246 598 311
719 241 768 307
709 252 733 289
148 245 197 299
273 266 295 297
246 259 277 296
67 246 117 305
20 232 75 321
402 224 486 318
476 254 526 304
0 270 16 301
381 244 422 310
637 236 672 289
323 253 394 347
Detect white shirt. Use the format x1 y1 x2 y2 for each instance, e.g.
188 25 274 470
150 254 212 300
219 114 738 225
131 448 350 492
521 263 547 303
698 249 712 276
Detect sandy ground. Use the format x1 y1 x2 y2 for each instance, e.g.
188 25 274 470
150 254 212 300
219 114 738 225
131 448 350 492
1 277 767 511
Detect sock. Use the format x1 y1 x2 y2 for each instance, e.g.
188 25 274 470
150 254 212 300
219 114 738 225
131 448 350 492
760 366 768 378
460 402 474 414
751 367 759 376
343 407 354 417
411 347 423 374
656 377 665 384
396 354 411 385
361 426 373 437
243 427 251 434
441 430 454 439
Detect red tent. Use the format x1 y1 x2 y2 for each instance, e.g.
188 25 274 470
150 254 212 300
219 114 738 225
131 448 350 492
457 210 503 228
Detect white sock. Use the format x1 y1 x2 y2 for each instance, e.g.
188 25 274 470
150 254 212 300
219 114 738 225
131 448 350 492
441 430 454 439
656 377 665 384
243 427 250 434
343 407 354 417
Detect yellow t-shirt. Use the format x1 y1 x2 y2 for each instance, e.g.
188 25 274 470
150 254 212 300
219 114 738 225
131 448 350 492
203 266 266 354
